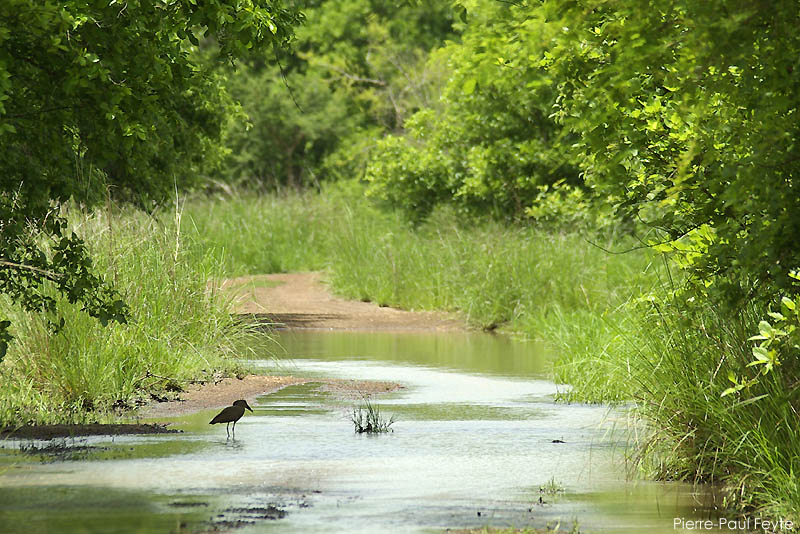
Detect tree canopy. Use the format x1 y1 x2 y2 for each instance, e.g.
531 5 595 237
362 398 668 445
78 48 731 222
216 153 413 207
0 0 301 357
216 0 455 189
365 0 800 301
544 0 800 299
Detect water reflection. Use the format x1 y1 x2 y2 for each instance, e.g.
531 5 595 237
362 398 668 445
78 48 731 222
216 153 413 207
252 329 553 378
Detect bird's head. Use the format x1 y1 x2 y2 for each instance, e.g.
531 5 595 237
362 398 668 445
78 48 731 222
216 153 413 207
233 399 254 412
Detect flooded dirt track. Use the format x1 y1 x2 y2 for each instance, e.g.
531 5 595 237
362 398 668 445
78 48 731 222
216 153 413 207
1 330 730 533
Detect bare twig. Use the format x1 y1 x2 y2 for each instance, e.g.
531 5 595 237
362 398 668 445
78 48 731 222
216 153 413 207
0 259 63 279
316 61 387 86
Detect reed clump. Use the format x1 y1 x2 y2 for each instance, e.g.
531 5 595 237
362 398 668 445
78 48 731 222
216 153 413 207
352 396 395 434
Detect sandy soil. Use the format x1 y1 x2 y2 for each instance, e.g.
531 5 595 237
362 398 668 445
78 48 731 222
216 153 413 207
139 272 454 420
220 271 465 332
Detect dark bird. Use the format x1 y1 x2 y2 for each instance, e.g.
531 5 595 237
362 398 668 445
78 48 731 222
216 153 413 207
209 399 253 438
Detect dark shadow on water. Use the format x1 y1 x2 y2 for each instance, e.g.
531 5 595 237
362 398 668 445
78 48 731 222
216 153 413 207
236 312 343 330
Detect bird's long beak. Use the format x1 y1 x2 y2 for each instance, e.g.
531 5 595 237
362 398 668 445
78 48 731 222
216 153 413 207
245 403 254 412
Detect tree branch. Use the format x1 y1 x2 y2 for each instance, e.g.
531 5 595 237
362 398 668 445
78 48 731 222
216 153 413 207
4 105 79 120
316 61 387 86
0 259 63 280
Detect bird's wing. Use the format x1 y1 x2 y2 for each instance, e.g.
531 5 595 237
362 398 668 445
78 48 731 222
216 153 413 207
209 406 237 424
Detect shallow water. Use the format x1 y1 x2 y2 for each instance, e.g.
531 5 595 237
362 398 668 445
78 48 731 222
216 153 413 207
0 330 736 533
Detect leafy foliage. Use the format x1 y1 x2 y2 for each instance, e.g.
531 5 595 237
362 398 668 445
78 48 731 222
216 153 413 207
1 0 300 205
0 0 301 355
541 0 800 300
723 275 800 398
0 206 245 425
366 2 581 221
364 0 799 299
217 0 455 189
0 213 128 360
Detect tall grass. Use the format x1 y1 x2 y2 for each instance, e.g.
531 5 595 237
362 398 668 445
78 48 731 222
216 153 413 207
0 205 244 426
181 192 336 274
629 299 800 520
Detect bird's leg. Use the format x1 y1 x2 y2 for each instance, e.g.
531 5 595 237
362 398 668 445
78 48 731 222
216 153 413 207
226 422 231 438
232 420 236 438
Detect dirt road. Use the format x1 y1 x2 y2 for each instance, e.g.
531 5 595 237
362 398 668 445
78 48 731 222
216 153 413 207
221 271 464 332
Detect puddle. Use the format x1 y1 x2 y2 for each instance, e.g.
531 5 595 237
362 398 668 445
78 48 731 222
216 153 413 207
0 330 739 532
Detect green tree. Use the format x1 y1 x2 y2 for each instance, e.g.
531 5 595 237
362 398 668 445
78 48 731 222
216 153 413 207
0 0 301 357
364 0 581 222
542 0 800 301
218 0 455 189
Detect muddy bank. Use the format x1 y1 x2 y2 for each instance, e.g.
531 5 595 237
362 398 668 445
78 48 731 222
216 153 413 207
139 375 307 418
0 423 177 440
139 374 403 419
1 376 400 440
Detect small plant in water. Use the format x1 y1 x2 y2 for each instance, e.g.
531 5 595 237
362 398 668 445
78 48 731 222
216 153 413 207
351 396 395 434
539 477 566 496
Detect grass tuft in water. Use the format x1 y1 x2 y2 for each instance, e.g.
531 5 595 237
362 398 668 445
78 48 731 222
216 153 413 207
538 477 566 496
352 396 395 434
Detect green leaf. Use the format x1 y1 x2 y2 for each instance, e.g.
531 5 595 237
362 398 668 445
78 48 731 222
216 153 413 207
752 346 770 361
462 77 477 95
758 320 774 338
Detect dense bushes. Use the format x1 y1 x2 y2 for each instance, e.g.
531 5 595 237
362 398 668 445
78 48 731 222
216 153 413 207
217 0 455 189
358 0 800 515
543 0 800 300
366 4 581 222
364 0 800 301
